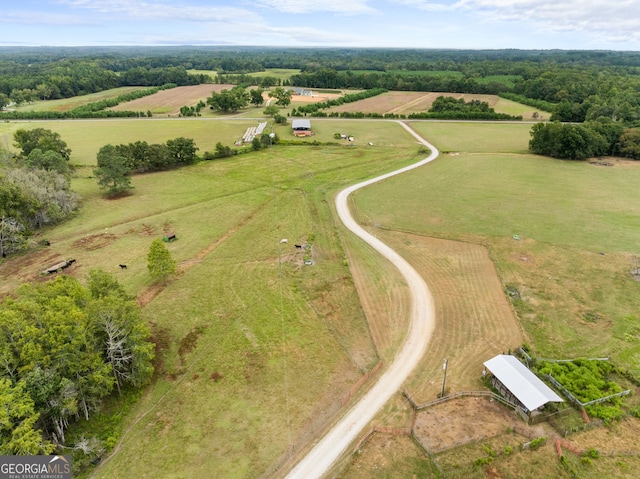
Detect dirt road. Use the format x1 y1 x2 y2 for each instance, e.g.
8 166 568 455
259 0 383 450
285 122 440 478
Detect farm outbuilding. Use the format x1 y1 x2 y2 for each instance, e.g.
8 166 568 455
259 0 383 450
292 87 313 96
292 119 312 137
483 354 563 414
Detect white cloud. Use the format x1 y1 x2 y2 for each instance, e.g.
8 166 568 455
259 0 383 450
253 0 377 14
55 0 262 23
4 10 94 25
394 0 640 44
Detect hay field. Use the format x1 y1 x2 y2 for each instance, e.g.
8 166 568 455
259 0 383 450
109 84 231 115
327 91 544 119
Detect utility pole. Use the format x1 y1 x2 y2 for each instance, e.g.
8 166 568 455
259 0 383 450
441 359 448 398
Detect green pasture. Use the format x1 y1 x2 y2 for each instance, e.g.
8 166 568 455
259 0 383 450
477 74 522 88
249 68 301 80
0 118 419 166
11 87 145 112
494 97 552 120
352 126 640 369
7 123 423 478
187 69 217 78
408 121 533 153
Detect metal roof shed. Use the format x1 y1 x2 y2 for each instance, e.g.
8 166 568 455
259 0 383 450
292 119 311 130
483 354 563 412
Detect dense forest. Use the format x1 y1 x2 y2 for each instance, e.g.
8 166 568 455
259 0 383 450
1 47 640 124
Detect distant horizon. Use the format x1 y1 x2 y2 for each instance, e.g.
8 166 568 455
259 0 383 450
2 1 640 51
0 45 638 53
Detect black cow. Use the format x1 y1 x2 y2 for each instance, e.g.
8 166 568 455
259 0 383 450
119 264 127 269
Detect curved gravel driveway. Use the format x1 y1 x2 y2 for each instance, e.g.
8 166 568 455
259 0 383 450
285 122 440 479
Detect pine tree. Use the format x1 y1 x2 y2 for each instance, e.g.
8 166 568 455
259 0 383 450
147 239 176 285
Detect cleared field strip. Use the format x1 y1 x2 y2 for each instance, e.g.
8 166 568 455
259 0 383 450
285 122 439 478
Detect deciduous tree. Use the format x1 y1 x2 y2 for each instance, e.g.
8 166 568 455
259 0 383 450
94 144 133 197
13 128 71 161
268 87 292 107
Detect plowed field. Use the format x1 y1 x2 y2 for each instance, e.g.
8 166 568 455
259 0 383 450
109 84 233 115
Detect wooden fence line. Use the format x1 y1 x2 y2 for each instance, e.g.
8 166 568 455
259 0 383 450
407 389 520 412
341 360 383 406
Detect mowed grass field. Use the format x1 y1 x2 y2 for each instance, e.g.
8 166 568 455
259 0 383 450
10 87 145 112
3 82 639 478
353 121 640 367
0 117 431 478
336 120 640 478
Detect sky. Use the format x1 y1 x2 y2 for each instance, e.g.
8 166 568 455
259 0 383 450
1 0 640 51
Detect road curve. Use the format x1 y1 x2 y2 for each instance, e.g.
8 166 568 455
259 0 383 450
285 122 439 479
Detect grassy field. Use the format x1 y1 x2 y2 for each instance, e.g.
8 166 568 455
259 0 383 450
0 118 422 167
335 120 640 478
10 87 145 112
3 101 640 477
352 125 640 368
0 118 429 478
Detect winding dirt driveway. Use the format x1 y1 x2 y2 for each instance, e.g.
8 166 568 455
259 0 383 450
285 122 440 478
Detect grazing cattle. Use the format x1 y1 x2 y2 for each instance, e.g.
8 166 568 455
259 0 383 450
42 259 76 275
295 244 302 249
119 264 127 269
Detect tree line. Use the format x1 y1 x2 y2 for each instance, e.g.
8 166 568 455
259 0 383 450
5 47 640 125
529 120 640 160
1 128 78 257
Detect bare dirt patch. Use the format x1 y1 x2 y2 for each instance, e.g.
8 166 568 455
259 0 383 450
72 233 118 251
110 84 233 115
414 397 532 452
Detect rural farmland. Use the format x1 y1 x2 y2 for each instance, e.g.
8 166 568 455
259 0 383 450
2 54 640 479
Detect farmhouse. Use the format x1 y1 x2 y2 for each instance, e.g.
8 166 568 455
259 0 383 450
483 354 563 415
292 119 312 137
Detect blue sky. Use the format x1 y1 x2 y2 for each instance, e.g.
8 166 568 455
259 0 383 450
2 0 640 50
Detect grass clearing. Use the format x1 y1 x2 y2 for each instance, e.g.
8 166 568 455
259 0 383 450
4 110 640 477
10 87 146 112
336 120 640 477
1 119 430 478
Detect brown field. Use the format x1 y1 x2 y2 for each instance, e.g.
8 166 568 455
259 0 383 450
329 91 500 116
370 230 522 400
109 84 233 115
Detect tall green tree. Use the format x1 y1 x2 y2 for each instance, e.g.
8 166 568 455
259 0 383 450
166 137 198 166
147 239 176 285
13 128 71 161
24 148 72 178
268 87 293 107
0 379 54 455
249 88 265 106
94 144 133 197
206 86 250 113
